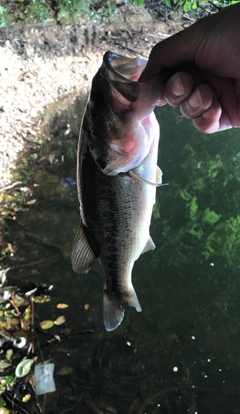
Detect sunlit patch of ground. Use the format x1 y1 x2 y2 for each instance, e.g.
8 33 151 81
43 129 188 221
0 14 182 189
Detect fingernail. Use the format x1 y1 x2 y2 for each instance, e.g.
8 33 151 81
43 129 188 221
189 87 202 108
171 75 185 96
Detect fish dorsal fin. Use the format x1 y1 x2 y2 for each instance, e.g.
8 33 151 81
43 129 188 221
71 223 97 274
142 237 156 254
128 169 169 187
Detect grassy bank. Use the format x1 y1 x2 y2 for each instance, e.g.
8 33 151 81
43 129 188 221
0 0 238 28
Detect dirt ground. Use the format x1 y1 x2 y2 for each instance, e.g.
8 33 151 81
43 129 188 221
0 5 186 189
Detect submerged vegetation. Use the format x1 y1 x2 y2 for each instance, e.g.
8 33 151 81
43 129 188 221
0 0 240 27
151 106 240 272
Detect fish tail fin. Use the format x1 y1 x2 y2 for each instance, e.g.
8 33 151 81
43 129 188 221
103 289 142 332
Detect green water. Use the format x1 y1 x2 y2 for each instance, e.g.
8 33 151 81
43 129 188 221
4 98 240 413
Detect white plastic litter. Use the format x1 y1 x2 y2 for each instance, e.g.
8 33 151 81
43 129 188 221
34 363 56 396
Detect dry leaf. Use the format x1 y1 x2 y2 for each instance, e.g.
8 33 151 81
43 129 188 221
22 394 31 403
40 320 54 330
56 366 73 376
54 315 65 326
0 407 11 413
34 295 51 303
11 317 20 326
26 199 36 205
56 303 68 309
53 335 61 342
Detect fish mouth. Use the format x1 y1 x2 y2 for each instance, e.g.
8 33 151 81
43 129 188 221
103 51 147 102
103 51 174 106
103 51 147 81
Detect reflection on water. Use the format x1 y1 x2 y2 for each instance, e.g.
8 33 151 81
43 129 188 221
3 95 240 413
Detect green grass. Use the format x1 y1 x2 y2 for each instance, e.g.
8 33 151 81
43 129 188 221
0 0 239 28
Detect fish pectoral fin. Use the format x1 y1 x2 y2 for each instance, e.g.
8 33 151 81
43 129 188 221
141 237 156 254
71 223 97 274
103 289 142 332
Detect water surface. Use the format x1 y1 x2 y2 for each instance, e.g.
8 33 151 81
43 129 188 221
4 97 240 414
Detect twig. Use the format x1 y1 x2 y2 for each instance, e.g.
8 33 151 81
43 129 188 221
86 400 103 414
10 254 60 271
29 295 35 355
18 132 41 146
59 405 76 414
0 181 23 193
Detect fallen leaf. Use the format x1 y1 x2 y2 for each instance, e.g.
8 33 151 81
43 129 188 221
34 295 51 303
15 359 34 378
0 360 11 372
22 307 31 320
22 394 31 403
56 366 73 375
26 199 36 205
40 320 54 330
11 317 20 326
21 319 31 331
56 303 68 309
0 407 10 413
54 315 65 326
54 335 61 342
6 349 13 361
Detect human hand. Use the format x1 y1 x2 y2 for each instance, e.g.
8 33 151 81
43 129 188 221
140 4 240 133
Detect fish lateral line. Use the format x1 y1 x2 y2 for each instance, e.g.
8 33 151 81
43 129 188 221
128 170 169 187
74 50 167 332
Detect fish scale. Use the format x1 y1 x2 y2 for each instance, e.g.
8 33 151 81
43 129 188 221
72 51 168 331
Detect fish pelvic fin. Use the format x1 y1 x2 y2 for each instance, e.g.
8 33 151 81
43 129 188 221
71 223 97 274
103 289 142 332
142 236 156 254
128 167 169 187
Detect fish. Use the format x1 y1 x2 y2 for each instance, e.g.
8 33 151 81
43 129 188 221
71 50 168 331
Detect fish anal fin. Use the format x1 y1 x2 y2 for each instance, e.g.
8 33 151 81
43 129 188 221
103 289 142 332
142 237 156 254
71 223 97 274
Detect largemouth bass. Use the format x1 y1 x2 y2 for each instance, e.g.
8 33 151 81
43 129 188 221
72 51 168 331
